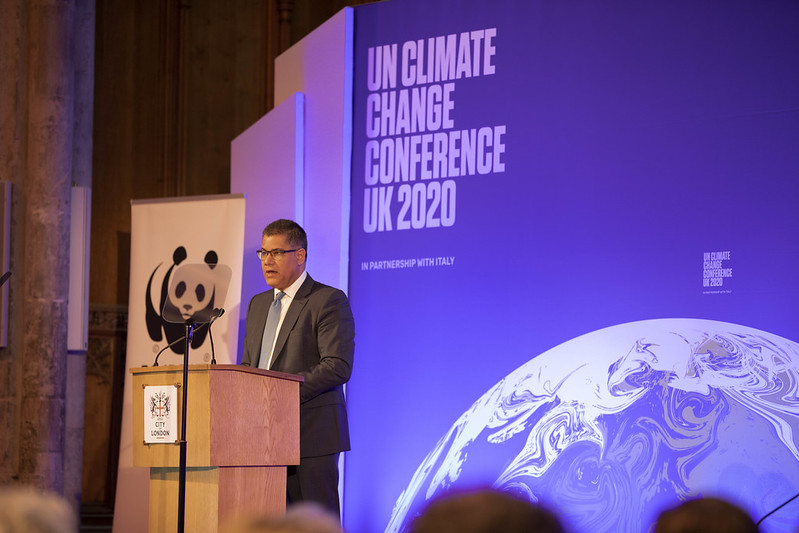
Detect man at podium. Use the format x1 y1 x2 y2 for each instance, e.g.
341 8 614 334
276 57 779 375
240 219 355 520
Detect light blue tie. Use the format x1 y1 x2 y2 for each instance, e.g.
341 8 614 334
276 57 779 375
258 291 285 369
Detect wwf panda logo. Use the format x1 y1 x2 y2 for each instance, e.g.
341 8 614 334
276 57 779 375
145 246 226 355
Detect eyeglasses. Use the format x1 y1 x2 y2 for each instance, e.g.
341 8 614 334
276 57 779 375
256 248 299 260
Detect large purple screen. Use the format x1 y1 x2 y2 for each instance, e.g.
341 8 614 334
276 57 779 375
345 1 799 531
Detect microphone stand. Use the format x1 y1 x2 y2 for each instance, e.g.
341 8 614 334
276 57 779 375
177 318 194 533
154 260 231 533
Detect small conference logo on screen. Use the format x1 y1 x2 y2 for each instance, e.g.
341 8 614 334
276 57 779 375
702 250 733 294
361 28 507 233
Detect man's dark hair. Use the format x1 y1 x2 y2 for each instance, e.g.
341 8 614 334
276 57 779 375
263 219 307 254
654 497 758 533
409 489 564 533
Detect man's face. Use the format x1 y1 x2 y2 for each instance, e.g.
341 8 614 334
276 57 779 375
260 233 306 290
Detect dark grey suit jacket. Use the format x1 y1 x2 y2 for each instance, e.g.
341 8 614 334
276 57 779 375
241 274 354 457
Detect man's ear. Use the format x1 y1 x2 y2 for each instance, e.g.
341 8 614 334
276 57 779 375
297 248 307 266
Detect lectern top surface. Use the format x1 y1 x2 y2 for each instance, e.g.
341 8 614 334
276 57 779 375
129 363 304 382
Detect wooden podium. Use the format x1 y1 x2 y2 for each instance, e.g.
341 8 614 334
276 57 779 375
131 364 302 532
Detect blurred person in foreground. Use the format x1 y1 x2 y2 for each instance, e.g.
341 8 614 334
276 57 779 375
0 486 77 533
408 488 564 533
221 502 342 533
654 497 758 533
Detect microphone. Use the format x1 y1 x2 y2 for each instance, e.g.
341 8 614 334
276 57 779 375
152 308 226 366
208 308 225 365
153 332 193 367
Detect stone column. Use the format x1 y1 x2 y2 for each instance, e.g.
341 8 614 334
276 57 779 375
0 0 24 487
65 0 95 509
19 0 75 493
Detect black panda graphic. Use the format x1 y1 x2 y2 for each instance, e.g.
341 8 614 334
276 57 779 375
145 247 219 354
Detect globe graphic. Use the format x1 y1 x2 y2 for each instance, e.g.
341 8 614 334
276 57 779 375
386 319 799 532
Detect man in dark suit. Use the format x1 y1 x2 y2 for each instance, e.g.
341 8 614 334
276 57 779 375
240 219 354 519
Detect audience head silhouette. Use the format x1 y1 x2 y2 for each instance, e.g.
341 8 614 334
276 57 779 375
654 497 758 533
0 486 77 533
221 502 342 533
408 489 564 533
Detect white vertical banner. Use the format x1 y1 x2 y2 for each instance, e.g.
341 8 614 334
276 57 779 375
113 194 245 533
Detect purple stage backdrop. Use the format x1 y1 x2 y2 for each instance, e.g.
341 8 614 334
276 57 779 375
345 1 799 531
